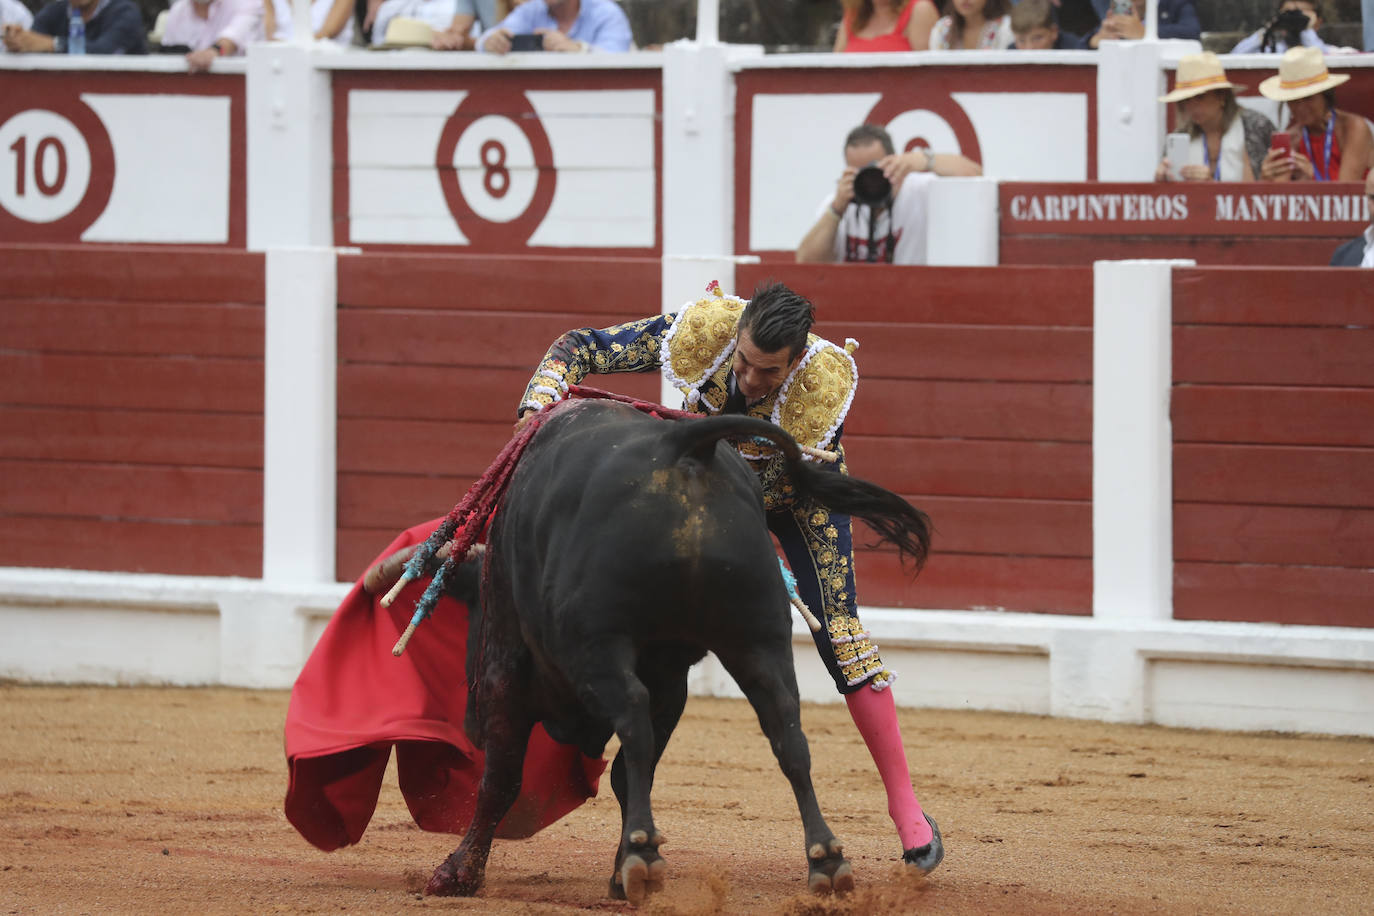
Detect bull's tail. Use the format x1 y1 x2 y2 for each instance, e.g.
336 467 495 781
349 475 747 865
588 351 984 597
662 416 932 573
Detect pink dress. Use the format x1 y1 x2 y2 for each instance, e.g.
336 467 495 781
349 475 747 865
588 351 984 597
841 0 931 52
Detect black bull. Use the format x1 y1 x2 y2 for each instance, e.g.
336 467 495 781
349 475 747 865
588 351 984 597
424 399 932 903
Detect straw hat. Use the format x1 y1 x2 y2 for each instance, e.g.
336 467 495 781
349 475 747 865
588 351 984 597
375 17 435 49
1159 53 1246 103
1258 46 1350 102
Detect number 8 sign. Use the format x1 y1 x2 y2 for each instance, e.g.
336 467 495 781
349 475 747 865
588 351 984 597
436 88 556 251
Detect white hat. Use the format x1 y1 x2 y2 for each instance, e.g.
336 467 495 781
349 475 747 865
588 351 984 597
375 18 435 50
1160 53 1245 103
1258 47 1351 102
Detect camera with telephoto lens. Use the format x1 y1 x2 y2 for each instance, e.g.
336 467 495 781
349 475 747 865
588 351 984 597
852 162 891 207
1261 8 1312 51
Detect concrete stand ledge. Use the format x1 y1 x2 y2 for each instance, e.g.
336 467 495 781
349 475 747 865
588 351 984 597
5 569 1373 739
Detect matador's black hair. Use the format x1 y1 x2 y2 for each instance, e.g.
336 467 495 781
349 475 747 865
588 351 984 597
739 281 815 361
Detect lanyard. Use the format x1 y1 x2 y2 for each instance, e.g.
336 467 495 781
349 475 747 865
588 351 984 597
1300 112 1335 182
1201 138 1222 181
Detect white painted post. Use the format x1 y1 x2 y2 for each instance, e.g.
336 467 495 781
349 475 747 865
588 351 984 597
1095 40 1167 181
291 0 313 43
1091 260 1190 623
1144 0 1158 41
262 248 338 585
246 44 332 249
695 0 720 45
926 177 999 265
660 39 762 405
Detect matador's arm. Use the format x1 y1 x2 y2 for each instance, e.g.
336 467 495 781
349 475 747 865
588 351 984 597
517 313 676 416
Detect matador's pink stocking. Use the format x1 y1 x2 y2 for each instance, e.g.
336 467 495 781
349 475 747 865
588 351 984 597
845 685 934 850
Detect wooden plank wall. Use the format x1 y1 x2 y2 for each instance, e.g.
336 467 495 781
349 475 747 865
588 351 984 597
335 253 663 580
1172 267 1374 628
738 264 1094 614
0 245 266 575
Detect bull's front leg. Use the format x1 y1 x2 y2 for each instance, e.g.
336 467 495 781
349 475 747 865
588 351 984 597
426 682 532 896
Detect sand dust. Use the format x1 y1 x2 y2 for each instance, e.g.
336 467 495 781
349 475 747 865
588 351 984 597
1 684 1371 914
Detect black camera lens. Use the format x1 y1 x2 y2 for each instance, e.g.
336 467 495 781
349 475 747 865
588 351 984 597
852 162 892 207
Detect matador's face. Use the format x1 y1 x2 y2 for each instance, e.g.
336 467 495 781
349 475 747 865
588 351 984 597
732 327 801 404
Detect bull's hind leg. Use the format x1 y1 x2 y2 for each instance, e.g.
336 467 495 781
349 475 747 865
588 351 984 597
573 644 666 905
425 675 534 897
716 646 854 896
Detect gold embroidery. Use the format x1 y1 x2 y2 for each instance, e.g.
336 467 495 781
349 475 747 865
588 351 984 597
774 339 859 452
663 295 745 391
825 615 887 687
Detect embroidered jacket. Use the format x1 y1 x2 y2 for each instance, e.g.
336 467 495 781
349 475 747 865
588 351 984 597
518 291 860 509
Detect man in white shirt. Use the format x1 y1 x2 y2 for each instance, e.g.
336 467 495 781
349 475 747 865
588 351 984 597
796 124 982 266
160 0 263 72
1329 170 1374 267
0 0 34 51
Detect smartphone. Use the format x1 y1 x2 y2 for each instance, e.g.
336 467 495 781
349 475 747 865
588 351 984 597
1270 133 1292 155
1110 0 1135 15
510 33 544 51
1165 132 1190 180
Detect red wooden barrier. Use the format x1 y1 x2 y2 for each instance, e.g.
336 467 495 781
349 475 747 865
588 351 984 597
334 253 663 579
0 245 265 576
738 263 1094 614
1171 267 1374 628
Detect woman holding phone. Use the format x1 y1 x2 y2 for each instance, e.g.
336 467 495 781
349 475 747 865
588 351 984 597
1259 47 1372 182
1154 53 1274 182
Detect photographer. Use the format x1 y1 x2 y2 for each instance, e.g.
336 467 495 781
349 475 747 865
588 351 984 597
1231 0 1342 54
795 124 982 266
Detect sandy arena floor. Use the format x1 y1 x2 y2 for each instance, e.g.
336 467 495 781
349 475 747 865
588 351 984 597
0 684 1370 914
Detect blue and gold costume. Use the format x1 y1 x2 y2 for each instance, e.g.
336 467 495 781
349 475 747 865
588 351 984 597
519 288 894 694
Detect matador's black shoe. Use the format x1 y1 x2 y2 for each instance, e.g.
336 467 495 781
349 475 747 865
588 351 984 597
902 814 944 875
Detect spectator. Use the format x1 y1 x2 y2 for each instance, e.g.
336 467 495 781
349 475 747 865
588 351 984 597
368 0 448 46
929 0 1013 50
1258 47 1372 183
833 0 939 52
796 123 982 265
1154 53 1274 182
1328 169 1374 266
3 0 147 53
478 0 631 53
1232 0 1345 55
368 0 512 48
1010 0 1085 49
265 0 354 45
0 0 33 51
431 0 504 49
161 0 262 71
1087 0 1199 47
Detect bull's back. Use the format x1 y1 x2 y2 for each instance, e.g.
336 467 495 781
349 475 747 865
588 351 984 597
494 401 787 644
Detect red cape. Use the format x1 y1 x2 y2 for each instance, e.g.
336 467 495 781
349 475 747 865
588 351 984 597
283 519 605 851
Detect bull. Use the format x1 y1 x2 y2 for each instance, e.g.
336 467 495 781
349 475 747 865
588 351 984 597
421 397 932 903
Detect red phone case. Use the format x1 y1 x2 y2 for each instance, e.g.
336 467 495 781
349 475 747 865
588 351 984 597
1270 134 1292 154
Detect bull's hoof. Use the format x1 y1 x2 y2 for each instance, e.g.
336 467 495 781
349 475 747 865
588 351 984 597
619 854 666 906
806 838 854 896
902 814 945 876
424 863 482 897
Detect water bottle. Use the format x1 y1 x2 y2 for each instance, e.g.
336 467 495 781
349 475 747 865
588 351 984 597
67 9 85 55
